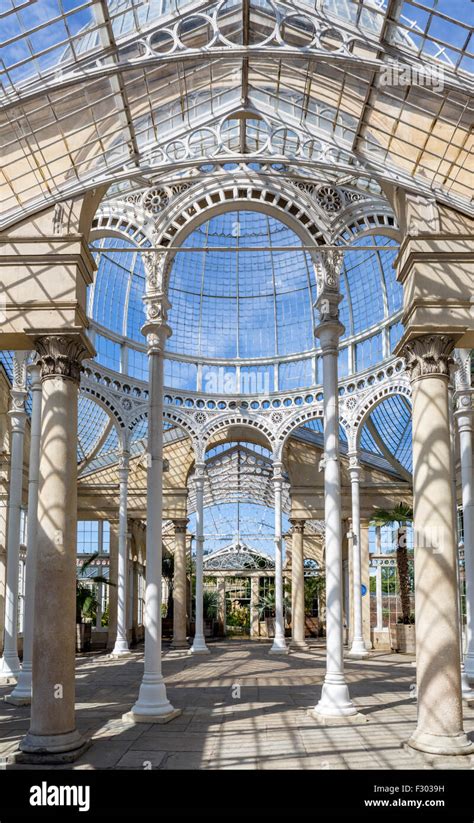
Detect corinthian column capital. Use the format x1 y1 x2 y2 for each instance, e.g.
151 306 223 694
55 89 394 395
401 334 455 382
33 333 93 385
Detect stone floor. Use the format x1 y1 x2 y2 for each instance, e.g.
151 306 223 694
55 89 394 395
1 640 473 770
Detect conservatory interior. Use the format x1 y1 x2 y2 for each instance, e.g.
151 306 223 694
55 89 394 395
0 0 473 771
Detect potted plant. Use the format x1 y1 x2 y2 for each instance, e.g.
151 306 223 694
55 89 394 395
372 503 415 653
76 553 113 652
202 590 218 637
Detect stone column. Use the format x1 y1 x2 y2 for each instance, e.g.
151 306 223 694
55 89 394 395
347 457 369 659
250 575 260 638
269 462 288 654
171 518 189 649
20 333 93 762
403 334 473 756
111 450 130 657
0 352 28 681
456 390 474 679
312 252 357 719
6 362 41 704
290 519 308 649
190 462 209 654
127 263 179 722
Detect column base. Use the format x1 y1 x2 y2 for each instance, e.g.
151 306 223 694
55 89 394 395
269 638 289 655
170 640 189 650
291 640 310 651
313 679 358 718
110 640 130 657
129 673 178 721
17 729 90 764
123 708 182 725
347 640 370 659
4 693 31 706
0 654 21 681
5 666 32 704
189 637 210 655
407 729 474 757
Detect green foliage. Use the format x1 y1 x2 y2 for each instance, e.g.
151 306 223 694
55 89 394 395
371 503 413 624
226 604 250 628
202 589 218 620
304 576 325 615
76 552 114 624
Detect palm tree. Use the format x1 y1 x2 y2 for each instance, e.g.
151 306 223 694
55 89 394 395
76 552 113 624
372 502 413 624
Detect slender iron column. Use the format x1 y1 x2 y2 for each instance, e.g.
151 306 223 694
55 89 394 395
347 456 369 659
6 362 42 703
455 389 474 679
111 450 130 656
0 352 28 681
269 462 288 654
190 462 210 654
312 252 357 718
127 253 179 722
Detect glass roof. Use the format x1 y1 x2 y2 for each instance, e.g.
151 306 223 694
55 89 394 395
1 0 472 228
89 214 401 378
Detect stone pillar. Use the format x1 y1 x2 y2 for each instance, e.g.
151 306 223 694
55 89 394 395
269 462 288 654
347 457 369 659
216 577 226 637
111 451 130 657
312 252 357 719
0 352 28 681
290 519 308 649
127 264 179 722
403 334 473 756
20 333 93 762
250 576 260 638
6 362 41 704
456 390 474 679
190 462 209 654
171 518 188 649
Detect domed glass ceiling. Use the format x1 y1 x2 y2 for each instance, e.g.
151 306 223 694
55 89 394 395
89 211 401 392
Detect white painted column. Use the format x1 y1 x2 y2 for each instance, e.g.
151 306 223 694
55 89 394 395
20 333 93 762
270 462 288 654
6 362 41 703
375 563 383 631
403 334 472 756
456 390 474 679
0 351 28 681
190 462 210 654
312 251 356 719
111 450 130 656
128 273 179 722
347 456 369 659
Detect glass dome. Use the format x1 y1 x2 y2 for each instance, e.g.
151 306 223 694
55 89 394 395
88 210 402 393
